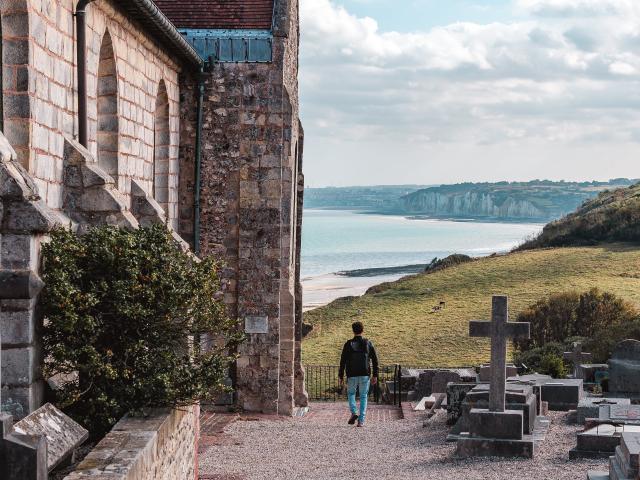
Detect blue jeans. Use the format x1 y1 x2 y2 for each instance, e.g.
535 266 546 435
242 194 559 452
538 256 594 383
347 376 370 424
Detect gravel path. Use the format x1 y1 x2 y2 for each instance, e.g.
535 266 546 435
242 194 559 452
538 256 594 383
199 405 608 479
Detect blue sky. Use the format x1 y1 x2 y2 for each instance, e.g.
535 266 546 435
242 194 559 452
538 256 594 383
299 0 640 187
341 0 518 31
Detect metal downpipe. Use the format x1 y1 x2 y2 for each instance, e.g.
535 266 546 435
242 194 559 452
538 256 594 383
194 71 205 256
75 0 94 148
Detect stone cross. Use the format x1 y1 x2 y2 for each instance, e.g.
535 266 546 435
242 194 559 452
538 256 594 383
563 342 592 378
469 295 530 412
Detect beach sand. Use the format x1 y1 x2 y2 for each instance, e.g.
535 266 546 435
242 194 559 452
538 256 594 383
302 272 407 311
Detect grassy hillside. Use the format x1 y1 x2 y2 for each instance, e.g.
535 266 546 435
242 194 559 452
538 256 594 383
518 183 640 250
302 245 640 367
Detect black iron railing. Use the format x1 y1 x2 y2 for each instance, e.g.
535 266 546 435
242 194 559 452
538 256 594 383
304 364 402 404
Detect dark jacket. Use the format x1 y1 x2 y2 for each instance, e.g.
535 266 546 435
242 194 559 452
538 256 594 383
339 336 379 379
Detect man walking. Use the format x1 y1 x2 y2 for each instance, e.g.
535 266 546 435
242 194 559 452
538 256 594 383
338 321 379 427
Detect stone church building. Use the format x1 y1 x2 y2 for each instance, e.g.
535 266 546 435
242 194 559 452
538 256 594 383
0 0 306 419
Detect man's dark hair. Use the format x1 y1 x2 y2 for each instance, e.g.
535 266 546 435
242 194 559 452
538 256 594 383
352 321 364 335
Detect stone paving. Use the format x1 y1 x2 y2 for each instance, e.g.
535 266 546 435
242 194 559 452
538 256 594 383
198 403 609 480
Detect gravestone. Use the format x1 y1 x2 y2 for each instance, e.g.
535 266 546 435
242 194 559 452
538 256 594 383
609 340 640 399
577 397 630 425
448 383 538 438
587 432 640 480
414 368 476 399
455 296 535 458
0 403 88 479
564 342 592 378
570 423 640 460
579 364 609 383
540 379 583 411
599 405 640 425
446 382 478 426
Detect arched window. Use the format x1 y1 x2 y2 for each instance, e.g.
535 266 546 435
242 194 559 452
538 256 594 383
153 79 170 214
97 30 118 179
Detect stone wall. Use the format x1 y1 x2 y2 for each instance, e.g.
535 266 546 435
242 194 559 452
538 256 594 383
1 0 182 227
182 0 307 414
64 406 199 480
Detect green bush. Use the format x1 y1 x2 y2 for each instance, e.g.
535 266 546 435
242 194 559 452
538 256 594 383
539 354 568 379
515 288 638 362
41 225 243 436
514 342 567 377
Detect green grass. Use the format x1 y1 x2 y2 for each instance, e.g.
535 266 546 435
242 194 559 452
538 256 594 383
302 244 640 367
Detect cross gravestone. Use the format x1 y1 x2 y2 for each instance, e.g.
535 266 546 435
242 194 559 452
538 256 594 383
563 342 593 378
456 296 535 458
468 295 530 413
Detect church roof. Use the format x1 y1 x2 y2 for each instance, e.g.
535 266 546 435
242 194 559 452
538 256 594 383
153 0 275 30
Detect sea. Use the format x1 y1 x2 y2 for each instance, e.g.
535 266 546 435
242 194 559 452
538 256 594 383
301 209 544 310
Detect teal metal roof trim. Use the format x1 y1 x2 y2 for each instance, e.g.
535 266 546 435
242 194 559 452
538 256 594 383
180 29 273 63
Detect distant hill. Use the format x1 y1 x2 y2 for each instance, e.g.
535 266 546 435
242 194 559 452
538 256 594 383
517 182 640 250
400 179 639 221
305 179 640 222
304 185 433 211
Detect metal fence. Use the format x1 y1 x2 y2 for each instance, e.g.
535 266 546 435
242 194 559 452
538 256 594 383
304 364 402 405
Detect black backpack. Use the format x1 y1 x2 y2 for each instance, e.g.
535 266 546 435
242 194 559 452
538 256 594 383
347 337 370 375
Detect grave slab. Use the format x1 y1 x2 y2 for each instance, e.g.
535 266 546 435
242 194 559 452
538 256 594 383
570 424 640 460
541 379 583 411
577 398 630 425
11 403 88 471
468 408 523 440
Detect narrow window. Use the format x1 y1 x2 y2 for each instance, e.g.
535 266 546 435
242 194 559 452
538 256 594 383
154 79 170 214
97 31 118 179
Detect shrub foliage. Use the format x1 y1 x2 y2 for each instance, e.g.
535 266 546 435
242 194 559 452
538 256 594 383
41 225 242 435
515 288 639 363
517 183 640 250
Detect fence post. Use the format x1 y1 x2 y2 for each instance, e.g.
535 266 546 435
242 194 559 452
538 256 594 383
398 364 402 409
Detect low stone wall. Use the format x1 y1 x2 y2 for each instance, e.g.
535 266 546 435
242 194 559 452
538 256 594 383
64 406 199 480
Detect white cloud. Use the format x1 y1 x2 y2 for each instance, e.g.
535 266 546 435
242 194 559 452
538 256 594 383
299 0 640 186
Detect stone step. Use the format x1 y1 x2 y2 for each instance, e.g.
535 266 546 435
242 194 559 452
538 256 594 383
587 471 610 480
619 433 640 472
612 447 632 479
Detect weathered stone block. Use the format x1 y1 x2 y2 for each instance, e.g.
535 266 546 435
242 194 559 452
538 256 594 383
455 435 534 459
541 379 583 411
1 346 39 386
469 408 524 440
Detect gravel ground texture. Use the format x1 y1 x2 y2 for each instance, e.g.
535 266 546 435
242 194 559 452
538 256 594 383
199 404 609 480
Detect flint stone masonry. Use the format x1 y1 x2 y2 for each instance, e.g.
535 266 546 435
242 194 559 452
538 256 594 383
609 340 640 399
180 0 307 414
64 406 198 480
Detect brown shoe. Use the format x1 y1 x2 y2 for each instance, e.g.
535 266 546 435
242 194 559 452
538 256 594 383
348 414 359 425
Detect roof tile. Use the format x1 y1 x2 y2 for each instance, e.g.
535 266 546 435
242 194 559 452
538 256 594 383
154 0 274 30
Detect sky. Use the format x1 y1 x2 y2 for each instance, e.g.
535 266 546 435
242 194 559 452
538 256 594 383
298 0 640 187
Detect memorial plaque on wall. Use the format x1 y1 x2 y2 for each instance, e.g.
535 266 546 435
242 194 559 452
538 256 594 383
245 316 269 334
